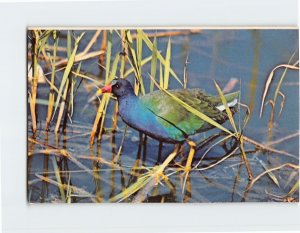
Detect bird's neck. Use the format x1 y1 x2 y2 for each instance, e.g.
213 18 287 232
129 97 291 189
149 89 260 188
118 93 140 120
118 93 138 104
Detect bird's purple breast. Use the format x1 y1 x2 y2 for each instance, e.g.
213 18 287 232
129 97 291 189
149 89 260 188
118 96 184 143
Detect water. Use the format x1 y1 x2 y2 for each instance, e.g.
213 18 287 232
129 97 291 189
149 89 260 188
27 29 299 203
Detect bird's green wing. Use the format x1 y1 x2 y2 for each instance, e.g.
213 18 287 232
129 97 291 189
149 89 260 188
140 89 239 138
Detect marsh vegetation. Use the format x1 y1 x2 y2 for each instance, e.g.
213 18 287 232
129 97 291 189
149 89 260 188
27 29 299 203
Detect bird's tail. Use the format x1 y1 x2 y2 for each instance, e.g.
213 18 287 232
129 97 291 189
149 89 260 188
215 91 239 111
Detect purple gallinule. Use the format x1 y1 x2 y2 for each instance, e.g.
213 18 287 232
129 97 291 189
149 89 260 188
98 78 239 172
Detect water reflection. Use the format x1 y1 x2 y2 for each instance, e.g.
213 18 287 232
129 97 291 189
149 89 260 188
249 30 260 113
28 125 259 203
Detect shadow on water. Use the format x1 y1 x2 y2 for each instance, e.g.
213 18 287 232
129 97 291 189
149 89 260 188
27 29 299 203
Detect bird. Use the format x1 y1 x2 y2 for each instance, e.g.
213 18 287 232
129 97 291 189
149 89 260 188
97 78 239 172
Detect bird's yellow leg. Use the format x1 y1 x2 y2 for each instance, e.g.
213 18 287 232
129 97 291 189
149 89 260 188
154 144 180 184
185 140 196 173
178 140 196 194
175 140 196 172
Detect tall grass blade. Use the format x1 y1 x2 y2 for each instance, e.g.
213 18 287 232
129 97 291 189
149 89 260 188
159 62 163 88
110 175 151 202
259 63 299 117
90 94 108 144
137 30 143 80
66 174 72 203
71 71 102 86
67 30 72 58
125 30 145 95
97 54 120 140
163 37 171 89
90 32 120 144
110 145 180 202
257 158 280 187
287 180 299 196
126 30 138 71
137 29 183 86
105 30 112 82
150 36 157 92
214 80 238 133
183 55 189 89
55 79 69 133
69 62 82 117
38 30 52 55
35 174 97 203
120 30 126 78
29 30 40 134
51 157 66 202
52 32 85 121
273 52 297 103
239 137 253 180
108 54 120 82
123 56 152 78
46 31 59 130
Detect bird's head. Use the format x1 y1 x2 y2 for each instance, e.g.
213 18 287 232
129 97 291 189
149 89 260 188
97 78 135 98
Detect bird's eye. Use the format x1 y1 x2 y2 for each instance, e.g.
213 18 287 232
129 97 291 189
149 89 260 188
115 84 119 88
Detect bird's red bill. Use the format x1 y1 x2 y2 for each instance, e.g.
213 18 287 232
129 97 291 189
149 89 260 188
97 84 112 95
101 84 112 93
